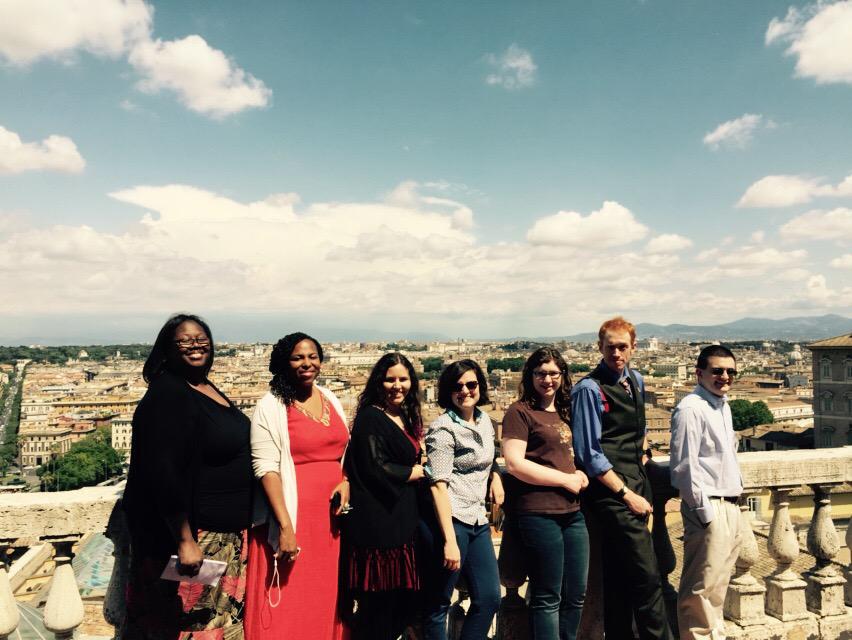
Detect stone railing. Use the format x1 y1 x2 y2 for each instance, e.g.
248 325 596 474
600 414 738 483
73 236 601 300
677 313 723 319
0 484 126 640
1 449 851 639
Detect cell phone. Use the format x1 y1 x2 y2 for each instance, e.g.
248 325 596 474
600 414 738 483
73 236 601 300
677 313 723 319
330 492 353 515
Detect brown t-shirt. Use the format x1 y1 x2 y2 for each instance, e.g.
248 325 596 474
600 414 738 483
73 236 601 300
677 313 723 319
501 400 580 514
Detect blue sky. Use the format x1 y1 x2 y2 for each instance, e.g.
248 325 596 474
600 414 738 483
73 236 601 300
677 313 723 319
1 1 851 343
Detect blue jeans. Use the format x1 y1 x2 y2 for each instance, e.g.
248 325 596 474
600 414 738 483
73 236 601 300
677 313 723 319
420 519 501 640
515 511 589 640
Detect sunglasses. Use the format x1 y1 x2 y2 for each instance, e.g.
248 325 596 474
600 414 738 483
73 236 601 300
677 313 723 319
453 381 479 393
708 367 737 377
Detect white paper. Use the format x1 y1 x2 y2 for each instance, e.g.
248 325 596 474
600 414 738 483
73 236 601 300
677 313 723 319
160 555 228 587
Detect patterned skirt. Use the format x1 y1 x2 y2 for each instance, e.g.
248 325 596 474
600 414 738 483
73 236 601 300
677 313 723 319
123 529 248 640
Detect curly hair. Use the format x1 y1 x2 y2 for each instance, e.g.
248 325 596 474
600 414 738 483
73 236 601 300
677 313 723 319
519 347 573 424
142 313 214 383
268 332 324 406
437 359 490 410
356 352 423 439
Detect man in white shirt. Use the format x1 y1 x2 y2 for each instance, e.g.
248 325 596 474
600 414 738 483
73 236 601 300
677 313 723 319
670 345 743 640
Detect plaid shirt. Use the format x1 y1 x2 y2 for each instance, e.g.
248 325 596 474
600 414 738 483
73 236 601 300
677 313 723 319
425 408 496 526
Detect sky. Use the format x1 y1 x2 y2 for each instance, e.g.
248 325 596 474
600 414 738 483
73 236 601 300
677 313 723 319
1 0 852 343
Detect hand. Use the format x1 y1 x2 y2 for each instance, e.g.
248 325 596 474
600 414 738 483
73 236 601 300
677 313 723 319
443 540 461 571
330 479 350 515
176 539 203 577
489 473 505 507
408 464 425 482
562 471 587 495
623 490 652 519
276 525 300 562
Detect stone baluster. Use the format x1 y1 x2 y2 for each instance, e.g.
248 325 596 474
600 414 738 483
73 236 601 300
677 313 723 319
0 545 20 640
42 540 84 640
724 492 766 626
765 487 809 621
804 484 846 617
846 515 852 607
103 500 130 635
448 583 469 640
651 489 678 635
496 515 530 640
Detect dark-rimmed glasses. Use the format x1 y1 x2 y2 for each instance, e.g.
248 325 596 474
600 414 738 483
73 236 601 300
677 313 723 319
175 337 210 349
453 381 479 393
708 367 737 377
533 370 562 380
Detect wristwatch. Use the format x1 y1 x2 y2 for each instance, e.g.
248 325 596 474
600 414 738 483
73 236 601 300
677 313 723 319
615 485 627 500
644 447 653 460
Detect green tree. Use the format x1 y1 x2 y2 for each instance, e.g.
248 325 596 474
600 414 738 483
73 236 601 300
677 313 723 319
569 363 590 373
729 399 774 431
486 357 525 372
421 357 444 373
38 427 124 491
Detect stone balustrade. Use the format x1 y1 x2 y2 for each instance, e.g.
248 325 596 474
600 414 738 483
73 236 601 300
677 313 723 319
0 449 851 639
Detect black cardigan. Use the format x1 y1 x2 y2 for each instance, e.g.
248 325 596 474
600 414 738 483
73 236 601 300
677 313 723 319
123 370 252 557
343 406 421 549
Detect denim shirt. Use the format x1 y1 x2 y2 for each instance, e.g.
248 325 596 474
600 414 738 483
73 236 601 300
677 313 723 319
426 408 496 526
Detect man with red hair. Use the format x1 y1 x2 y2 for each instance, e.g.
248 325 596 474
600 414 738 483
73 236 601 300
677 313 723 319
572 316 672 639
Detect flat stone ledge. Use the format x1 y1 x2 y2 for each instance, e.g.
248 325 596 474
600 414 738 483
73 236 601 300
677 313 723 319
737 448 852 491
0 483 123 547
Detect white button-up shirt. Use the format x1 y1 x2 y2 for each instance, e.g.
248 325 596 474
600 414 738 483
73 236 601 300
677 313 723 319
670 384 743 525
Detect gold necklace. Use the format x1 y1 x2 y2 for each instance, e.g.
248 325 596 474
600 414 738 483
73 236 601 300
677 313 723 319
293 394 331 427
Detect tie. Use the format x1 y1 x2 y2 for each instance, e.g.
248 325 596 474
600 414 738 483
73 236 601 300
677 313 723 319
620 377 633 398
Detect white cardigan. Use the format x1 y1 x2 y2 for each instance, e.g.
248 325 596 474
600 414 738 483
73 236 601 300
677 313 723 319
251 386 347 552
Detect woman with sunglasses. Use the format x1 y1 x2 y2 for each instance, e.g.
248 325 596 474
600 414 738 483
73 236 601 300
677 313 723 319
122 314 253 638
340 352 425 640
245 332 350 639
502 347 589 640
420 359 503 640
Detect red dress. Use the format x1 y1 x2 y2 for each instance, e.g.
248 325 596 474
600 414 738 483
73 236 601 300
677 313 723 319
244 401 349 639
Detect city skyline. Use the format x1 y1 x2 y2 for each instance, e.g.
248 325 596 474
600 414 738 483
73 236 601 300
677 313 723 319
2 1 852 341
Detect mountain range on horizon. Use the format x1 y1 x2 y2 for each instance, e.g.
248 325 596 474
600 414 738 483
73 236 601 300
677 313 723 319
0 314 850 347
552 314 852 344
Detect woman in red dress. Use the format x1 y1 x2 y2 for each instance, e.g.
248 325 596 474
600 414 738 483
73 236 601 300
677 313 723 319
245 332 350 639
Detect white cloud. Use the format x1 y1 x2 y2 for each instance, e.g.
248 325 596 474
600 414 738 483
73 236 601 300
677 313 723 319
485 44 537 90
4 183 850 335
751 230 766 243
735 174 845 208
780 207 852 241
0 0 151 65
0 125 85 175
702 113 776 150
830 254 852 268
644 234 693 254
128 36 271 119
0 0 269 119
767 1 852 86
526 201 648 248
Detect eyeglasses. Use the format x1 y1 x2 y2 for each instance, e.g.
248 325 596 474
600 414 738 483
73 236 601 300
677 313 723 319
709 367 737 377
453 381 479 393
533 370 562 380
174 337 210 349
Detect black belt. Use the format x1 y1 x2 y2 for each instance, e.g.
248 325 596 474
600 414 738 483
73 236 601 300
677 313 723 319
710 496 739 504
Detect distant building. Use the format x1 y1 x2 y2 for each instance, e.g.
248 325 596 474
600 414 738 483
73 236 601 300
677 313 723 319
111 414 133 460
808 332 852 448
652 362 687 380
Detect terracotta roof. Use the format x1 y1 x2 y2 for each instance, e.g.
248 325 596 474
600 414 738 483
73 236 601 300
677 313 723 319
808 332 852 349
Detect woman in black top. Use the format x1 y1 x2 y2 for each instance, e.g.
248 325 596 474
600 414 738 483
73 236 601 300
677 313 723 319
122 314 253 639
341 352 426 640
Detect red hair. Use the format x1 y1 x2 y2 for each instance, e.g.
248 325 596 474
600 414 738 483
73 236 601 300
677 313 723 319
598 316 636 345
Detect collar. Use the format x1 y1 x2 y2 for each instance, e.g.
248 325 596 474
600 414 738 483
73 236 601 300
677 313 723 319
596 360 632 385
694 383 726 409
447 407 482 428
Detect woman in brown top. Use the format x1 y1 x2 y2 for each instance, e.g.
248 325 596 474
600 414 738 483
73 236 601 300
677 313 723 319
502 347 589 640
